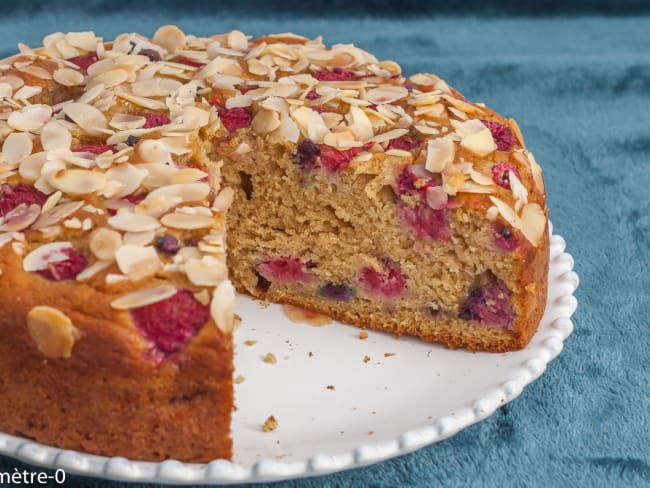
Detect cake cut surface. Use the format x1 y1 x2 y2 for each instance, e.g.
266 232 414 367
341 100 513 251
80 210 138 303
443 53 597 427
0 25 549 462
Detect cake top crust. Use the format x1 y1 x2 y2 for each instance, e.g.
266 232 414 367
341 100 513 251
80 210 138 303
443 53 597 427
0 26 547 327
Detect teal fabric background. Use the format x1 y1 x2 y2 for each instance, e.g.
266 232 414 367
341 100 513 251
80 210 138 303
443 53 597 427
0 1 648 486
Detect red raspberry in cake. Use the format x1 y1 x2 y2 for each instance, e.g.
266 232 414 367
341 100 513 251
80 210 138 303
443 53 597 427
293 139 320 167
310 105 333 114
313 68 358 81
73 144 117 154
0 184 47 216
131 289 210 355
143 113 171 129
491 163 522 190
319 145 365 173
398 202 451 241
481 120 517 151
37 248 88 281
217 107 252 133
318 283 356 301
67 52 98 74
138 48 161 62
394 166 437 197
306 89 320 100
359 262 407 298
387 135 420 151
492 222 520 251
460 275 514 329
256 257 310 284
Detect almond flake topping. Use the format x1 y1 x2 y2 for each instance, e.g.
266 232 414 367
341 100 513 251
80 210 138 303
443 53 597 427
2 132 33 165
8 104 52 132
110 285 177 310
115 243 160 280
108 211 160 232
61 102 108 136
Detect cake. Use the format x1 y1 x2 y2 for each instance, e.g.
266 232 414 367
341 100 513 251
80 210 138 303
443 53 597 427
0 26 549 462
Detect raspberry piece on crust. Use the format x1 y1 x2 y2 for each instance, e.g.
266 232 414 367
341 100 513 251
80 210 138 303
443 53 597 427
313 68 358 81
155 235 180 255
319 145 365 173
37 248 88 281
131 290 210 356
481 120 517 151
72 144 117 154
492 221 520 252
256 257 309 284
138 48 161 62
491 162 522 189
0 184 47 217
67 52 98 74
359 261 407 298
306 89 320 100
460 274 514 329
217 107 252 133
387 135 420 151
143 113 171 129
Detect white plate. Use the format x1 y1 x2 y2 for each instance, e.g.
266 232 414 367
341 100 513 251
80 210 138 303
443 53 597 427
0 229 578 485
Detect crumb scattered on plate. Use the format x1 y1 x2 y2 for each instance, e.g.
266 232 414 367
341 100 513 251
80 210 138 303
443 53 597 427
263 353 277 364
262 415 278 432
234 375 245 384
363 355 371 363
368 430 375 436
326 385 336 391
308 351 314 357
244 340 257 346
384 352 396 358
359 331 368 340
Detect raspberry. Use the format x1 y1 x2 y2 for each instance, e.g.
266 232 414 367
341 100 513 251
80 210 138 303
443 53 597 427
306 89 320 100
131 290 210 355
0 184 47 217
218 107 252 132
138 48 161 62
293 139 320 166
460 274 514 329
67 52 98 74
313 68 358 81
492 222 520 252
37 248 87 281
143 113 171 129
491 163 522 189
256 257 309 284
72 144 117 154
122 194 146 205
393 166 436 197
398 202 451 241
318 283 355 301
155 234 180 255
387 135 420 151
319 145 365 173
359 261 407 298
481 120 517 151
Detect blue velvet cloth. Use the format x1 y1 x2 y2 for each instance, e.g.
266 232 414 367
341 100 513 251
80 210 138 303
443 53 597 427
0 3 649 486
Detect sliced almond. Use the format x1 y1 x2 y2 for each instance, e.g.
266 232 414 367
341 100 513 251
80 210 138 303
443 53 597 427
366 85 408 105
32 200 84 230
291 106 329 143
425 137 455 173
520 202 546 247
8 104 52 132
152 25 186 53
27 306 80 359
211 187 234 212
122 230 154 246
451 119 496 157
41 120 72 151
109 113 146 131
346 106 373 141
18 152 47 181
115 244 160 281
61 102 108 136
108 211 160 232
170 168 208 184
2 132 33 165
104 163 149 199
46 168 107 195
0 203 40 232
227 30 248 51
132 78 183 97
145 182 210 204
185 256 227 286
110 285 177 310
211 279 235 334
23 241 73 272
526 151 544 194
76 259 112 282
53 68 84 87
252 108 281 134
89 227 122 260
489 196 522 229
425 186 448 210
160 212 214 230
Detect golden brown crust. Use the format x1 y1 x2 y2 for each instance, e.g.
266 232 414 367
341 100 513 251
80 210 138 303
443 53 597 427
0 246 233 462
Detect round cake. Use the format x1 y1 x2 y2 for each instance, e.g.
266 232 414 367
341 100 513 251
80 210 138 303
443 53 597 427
0 26 549 462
